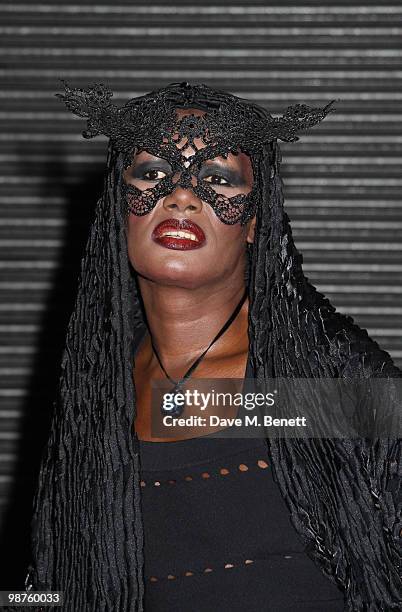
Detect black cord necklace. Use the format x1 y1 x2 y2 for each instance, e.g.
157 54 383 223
152 288 248 417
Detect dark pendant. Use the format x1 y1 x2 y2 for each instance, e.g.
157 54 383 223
160 389 185 417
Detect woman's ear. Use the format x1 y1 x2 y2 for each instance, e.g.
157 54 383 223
246 215 256 244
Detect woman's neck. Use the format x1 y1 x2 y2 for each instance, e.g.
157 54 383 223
137 278 249 369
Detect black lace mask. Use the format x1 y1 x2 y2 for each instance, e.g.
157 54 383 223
57 80 337 225
121 111 261 225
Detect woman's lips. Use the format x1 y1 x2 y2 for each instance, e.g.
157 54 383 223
151 218 206 250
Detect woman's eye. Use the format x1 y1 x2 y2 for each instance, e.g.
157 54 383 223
203 174 230 186
143 169 167 181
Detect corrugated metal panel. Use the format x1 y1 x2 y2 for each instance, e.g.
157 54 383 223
0 1 401 588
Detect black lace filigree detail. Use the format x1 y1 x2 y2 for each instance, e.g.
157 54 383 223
57 80 337 155
58 80 336 225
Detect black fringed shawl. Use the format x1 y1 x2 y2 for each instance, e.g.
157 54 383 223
23 86 401 612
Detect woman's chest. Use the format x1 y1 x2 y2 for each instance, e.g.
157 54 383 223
133 348 250 441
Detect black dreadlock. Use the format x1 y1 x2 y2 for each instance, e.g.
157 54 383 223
20 83 401 612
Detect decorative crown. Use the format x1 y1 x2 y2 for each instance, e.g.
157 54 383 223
57 80 338 156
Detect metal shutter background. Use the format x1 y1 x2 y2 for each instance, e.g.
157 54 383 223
0 1 401 588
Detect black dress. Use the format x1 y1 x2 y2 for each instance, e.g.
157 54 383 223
138 351 346 612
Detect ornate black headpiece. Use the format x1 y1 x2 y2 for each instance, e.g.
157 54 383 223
57 80 337 156
57 81 337 226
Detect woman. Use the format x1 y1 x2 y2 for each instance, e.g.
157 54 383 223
24 81 400 611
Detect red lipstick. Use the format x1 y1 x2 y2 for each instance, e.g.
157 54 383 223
151 218 206 250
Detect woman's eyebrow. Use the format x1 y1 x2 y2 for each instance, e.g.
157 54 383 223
199 161 247 185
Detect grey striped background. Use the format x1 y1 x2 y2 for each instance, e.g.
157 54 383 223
0 1 401 588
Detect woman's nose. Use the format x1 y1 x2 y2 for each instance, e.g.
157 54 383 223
162 181 203 215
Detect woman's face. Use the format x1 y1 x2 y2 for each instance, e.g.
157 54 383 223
124 108 255 290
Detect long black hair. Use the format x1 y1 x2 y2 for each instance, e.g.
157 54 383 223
26 84 401 611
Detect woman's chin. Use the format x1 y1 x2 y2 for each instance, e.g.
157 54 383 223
134 265 219 290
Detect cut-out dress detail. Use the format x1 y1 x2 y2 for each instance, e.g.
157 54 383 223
138 352 345 612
